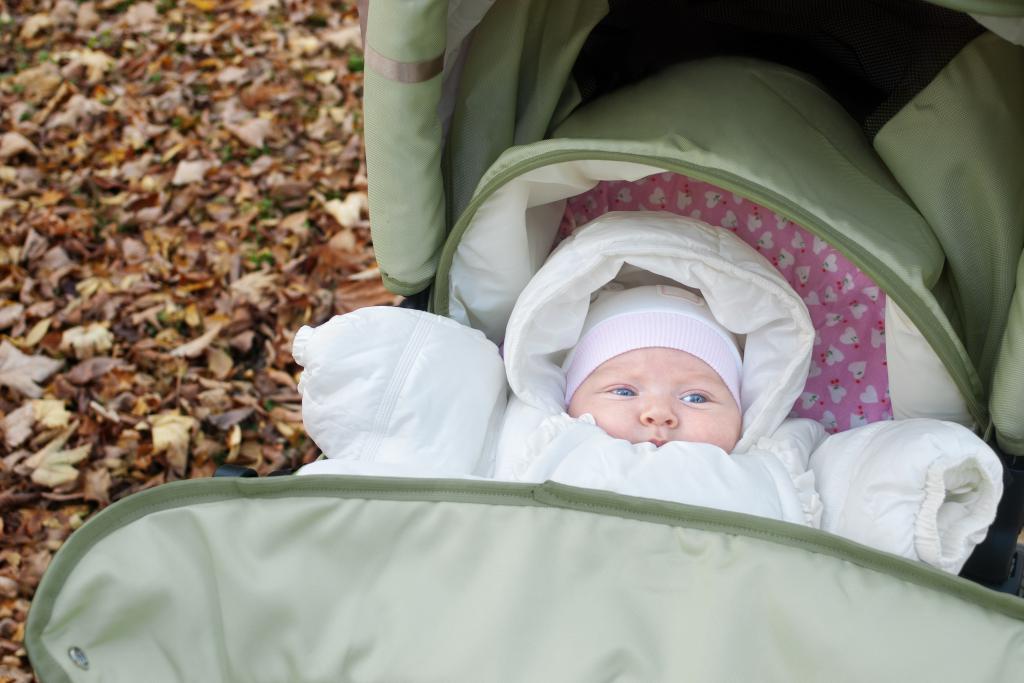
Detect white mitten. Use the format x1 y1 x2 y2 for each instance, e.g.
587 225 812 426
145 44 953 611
809 419 1003 573
293 307 507 476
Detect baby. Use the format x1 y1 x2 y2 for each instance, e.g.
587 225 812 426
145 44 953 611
563 285 742 453
293 213 1003 574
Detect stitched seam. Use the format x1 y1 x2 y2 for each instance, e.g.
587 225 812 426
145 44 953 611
361 317 432 459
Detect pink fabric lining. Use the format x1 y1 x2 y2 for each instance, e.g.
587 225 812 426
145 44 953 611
557 173 892 433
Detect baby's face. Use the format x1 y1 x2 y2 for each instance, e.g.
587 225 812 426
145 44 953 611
567 347 741 452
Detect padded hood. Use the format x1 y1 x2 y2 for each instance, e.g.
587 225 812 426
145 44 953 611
502 212 814 452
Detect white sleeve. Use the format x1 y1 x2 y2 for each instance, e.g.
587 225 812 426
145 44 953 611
293 307 507 476
808 419 1003 573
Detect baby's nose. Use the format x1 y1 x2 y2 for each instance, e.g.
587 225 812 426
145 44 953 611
641 403 678 428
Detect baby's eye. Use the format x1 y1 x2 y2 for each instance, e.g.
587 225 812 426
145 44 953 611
680 393 708 404
609 387 636 397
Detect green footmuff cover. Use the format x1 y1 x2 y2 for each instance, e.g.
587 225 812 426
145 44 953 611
26 477 1024 682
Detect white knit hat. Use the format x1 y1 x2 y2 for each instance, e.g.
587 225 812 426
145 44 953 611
563 285 742 407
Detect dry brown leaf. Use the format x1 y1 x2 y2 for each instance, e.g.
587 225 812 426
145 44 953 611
33 400 71 430
29 444 91 488
0 341 63 398
151 412 195 475
24 424 89 488
335 279 402 313
289 33 322 56
2 403 35 450
323 26 362 51
76 49 115 84
0 133 41 160
227 118 273 148
206 346 234 379
279 210 309 234
169 322 224 359
77 1 100 29
207 407 253 431
328 227 356 252
83 467 112 505
0 303 25 330
217 66 249 84
230 270 278 302
172 160 213 186
22 318 52 347
66 357 128 385
123 2 159 29
20 13 54 40
323 192 367 229
226 424 242 460
61 323 114 359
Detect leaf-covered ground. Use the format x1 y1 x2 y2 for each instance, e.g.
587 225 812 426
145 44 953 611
1 1 392 677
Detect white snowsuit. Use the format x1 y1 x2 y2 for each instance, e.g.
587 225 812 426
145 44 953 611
293 213 1002 574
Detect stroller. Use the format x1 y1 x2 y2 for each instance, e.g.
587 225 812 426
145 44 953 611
26 1 1024 680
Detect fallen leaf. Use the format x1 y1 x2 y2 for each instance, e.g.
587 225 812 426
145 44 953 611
29 444 90 488
169 322 224 358
66 357 128 384
151 412 195 475
226 118 273 148
230 330 255 352
0 133 41 160
335 279 402 313
21 228 50 262
207 407 253 431
217 66 249 84
71 49 116 84
206 346 234 379
77 2 100 29
323 26 362 51
123 2 159 30
22 318 52 347
33 400 71 430
0 341 62 398
279 210 309 234
13 62 63 106
184 304 202 327
83 467 112 505
348 266 381 282
20 13 54 40
0 303 25 330
2 403 35 450
289 34 322 56
328 228 356 252
61 323 114 359
230 269 278 302
227 424 242 460
323 191 367 229
25 424 89 488
172 160 213 186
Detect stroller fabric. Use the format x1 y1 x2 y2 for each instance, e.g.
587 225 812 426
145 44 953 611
25 477 1024 683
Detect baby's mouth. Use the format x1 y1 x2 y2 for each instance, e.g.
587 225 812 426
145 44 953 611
649 438 667 447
